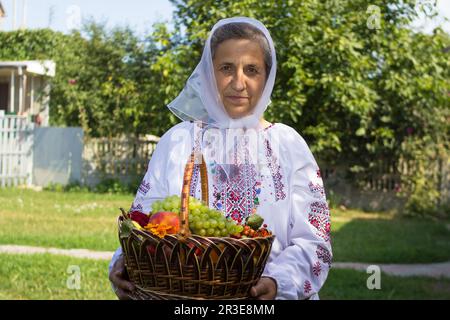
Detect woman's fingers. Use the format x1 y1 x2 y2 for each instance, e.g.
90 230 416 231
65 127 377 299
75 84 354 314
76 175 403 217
112 268 135 292
250 281 267 298
114 286 132 300
109 256 136 299
250 278 277 300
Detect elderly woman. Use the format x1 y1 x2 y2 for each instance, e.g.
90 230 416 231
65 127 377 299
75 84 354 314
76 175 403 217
109 17 332 300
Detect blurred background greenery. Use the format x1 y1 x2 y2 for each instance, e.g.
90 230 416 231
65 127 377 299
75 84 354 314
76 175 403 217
1 0 448 217
0 0 449 300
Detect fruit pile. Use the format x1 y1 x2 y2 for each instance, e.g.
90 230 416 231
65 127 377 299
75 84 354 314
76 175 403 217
121 195 272 239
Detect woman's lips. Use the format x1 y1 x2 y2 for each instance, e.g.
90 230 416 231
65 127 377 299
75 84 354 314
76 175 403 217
226 96 249 104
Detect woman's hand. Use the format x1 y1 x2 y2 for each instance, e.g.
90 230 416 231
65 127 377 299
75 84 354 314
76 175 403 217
250 277 277 300
108 255 135 300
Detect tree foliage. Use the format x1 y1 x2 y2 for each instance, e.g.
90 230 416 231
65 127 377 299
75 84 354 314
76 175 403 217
165 0 449 215
0 0 448 214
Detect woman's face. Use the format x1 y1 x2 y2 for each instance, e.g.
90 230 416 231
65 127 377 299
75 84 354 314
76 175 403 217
213 39 267 119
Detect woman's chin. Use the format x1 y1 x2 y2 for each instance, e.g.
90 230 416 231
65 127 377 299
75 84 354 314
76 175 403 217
224 106 252 119
227 112 250 119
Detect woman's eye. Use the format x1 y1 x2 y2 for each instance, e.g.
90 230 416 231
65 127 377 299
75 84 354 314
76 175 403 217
247 67 259 74
221 65 232 72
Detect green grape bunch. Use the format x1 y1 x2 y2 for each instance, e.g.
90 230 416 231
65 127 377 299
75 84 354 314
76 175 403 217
151 195 243 237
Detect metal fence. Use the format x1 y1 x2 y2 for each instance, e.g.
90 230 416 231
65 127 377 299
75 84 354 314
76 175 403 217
0 115 83 188
0 115 34 187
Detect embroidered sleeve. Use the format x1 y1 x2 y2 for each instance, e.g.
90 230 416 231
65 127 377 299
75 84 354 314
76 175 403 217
262 131 332 300
129 135 171 214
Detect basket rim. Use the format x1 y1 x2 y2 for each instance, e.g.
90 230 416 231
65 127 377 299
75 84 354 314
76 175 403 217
118 215 275 242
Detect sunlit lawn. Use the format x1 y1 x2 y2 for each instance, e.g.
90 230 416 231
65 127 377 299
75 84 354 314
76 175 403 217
2 253 449 300
1 188 449 300
0 253 115 300
1 188 449 263
320 268 450 300
331 208 450 263
0 188 133 251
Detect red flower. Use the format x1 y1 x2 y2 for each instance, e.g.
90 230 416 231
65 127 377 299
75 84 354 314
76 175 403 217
406 127 414 135
129 211 150 227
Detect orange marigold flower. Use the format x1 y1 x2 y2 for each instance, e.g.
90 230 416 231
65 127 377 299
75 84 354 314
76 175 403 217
144 223 174 238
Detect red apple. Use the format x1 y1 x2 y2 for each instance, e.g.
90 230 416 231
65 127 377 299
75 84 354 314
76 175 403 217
148 211 181 234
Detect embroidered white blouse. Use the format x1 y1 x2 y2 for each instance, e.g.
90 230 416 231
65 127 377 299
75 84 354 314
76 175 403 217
109 121 332 300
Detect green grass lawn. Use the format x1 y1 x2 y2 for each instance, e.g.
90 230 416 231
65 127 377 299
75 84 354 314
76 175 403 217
1 188 449 263
320 268 450 300
0 188 133 251
1 188 450 300
2 253 449 300
0 253 116 300
331 209 450 263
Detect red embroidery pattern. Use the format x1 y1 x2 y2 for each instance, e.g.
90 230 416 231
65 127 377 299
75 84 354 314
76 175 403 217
308 181 325 199
316 169 321 178
316 245 332 268
308 201 331 241
304 280 312 294
212 164 259 224
264 139 286 201
312 261 322 277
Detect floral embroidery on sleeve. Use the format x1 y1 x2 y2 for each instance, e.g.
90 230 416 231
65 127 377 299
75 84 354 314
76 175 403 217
308 201 331 242
308 181 325 200
316 245 332 268
312 261 322 277
304 280 312 294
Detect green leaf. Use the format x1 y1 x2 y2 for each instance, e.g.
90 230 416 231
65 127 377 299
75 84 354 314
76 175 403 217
119 219 134 239
356 128 366 136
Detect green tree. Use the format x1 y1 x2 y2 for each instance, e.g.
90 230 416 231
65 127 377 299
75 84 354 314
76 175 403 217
1 1 448 215
164 0 449 215
0 23 180 137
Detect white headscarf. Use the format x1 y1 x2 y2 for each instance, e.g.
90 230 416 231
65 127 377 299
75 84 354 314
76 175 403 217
167 17 277 181
167 16 277 130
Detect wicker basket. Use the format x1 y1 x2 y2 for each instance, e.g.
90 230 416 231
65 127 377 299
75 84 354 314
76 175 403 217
118 151 275 300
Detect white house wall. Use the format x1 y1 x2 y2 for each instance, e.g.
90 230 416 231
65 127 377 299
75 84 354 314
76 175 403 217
0 69 49 121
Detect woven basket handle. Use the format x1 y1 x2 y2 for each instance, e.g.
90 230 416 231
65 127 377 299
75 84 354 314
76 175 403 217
179 151 209 237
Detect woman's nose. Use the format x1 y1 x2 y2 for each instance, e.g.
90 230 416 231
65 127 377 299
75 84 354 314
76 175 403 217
231 69 245 91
